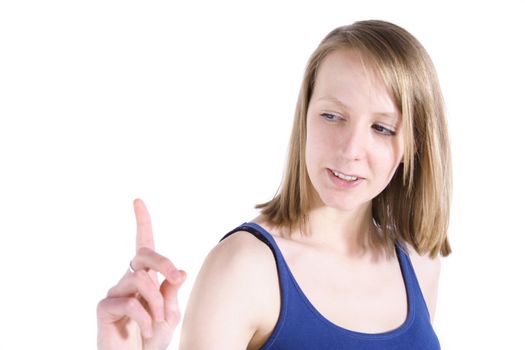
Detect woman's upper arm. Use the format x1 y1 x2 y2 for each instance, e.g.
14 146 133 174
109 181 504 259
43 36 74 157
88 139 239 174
178 231 277 350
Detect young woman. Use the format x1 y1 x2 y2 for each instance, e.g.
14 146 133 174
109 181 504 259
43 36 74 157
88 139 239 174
97 19 452 349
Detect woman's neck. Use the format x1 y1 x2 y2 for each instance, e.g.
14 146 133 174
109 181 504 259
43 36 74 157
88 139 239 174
302 202 381 256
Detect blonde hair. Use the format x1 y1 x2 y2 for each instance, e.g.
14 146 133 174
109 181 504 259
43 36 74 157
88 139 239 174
255 20 452 258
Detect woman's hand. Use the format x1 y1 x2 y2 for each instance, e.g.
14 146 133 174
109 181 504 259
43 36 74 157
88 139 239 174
97 199 187 350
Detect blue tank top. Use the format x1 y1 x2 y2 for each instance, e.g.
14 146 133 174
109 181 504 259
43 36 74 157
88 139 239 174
220 222 441 349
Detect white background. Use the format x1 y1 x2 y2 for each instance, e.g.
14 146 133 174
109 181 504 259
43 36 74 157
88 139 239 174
1 1 524 349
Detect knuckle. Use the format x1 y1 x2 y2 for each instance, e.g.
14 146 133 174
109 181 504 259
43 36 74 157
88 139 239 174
158 256 174 271
106 286 115 297
96 299 108 315
137 246 153 257
125 297 142 312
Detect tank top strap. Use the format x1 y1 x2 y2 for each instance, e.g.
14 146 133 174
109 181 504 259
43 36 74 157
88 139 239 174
217 224 440 348
394 240 432 321
219 221 292 302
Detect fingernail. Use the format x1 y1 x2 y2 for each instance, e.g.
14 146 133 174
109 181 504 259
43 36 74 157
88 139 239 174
169 268 180 283
174 270 186 284
179 270 187 283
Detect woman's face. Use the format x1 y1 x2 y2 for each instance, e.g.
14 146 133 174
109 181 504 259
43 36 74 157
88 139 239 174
305 49 405 211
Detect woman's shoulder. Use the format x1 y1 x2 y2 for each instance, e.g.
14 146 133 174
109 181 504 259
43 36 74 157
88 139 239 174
403 242 441 278
210 219 280 282
207 215 283 269
215 220 278 262
179 224 280 348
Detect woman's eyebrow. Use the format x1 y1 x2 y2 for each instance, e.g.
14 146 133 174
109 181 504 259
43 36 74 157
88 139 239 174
316 96 399 121
316 96 350 110
374 112 400 121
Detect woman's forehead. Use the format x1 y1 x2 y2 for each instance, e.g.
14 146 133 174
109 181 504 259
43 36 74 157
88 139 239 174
312 49 399 116
316 49 385 91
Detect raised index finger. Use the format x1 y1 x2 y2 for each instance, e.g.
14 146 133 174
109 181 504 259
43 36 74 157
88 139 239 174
133 198 155 252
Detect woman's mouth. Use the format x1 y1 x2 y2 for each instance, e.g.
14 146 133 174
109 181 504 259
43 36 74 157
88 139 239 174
327 169 364 188
330 169 359 181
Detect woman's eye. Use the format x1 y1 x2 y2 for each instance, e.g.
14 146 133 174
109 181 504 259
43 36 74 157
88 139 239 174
320 113 395 136
321 113 341 121
372 124 396 136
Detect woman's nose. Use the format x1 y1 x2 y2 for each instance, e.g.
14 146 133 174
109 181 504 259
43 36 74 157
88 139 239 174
340 124 367 161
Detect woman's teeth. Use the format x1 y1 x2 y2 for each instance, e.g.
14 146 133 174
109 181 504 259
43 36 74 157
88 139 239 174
332 170 358 181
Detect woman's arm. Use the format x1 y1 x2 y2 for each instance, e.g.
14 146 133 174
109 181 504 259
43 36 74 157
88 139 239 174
179 231 278 350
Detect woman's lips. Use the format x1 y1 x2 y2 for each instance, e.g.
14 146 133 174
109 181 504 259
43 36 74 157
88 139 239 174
329 168 363 179
327 168 365 189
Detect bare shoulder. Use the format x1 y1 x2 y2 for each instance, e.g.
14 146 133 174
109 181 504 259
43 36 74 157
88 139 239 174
211 230 279 290
405 244 441 276
179 230 279 350
215 228 276 262
404 243 441 322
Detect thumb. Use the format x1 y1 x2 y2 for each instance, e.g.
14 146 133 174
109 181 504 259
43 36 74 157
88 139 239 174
160 270 187 326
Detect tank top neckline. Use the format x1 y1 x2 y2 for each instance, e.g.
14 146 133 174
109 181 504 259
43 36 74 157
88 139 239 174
243 221 416 340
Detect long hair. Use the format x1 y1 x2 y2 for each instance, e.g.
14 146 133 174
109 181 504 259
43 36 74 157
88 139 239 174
255 20 452 258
